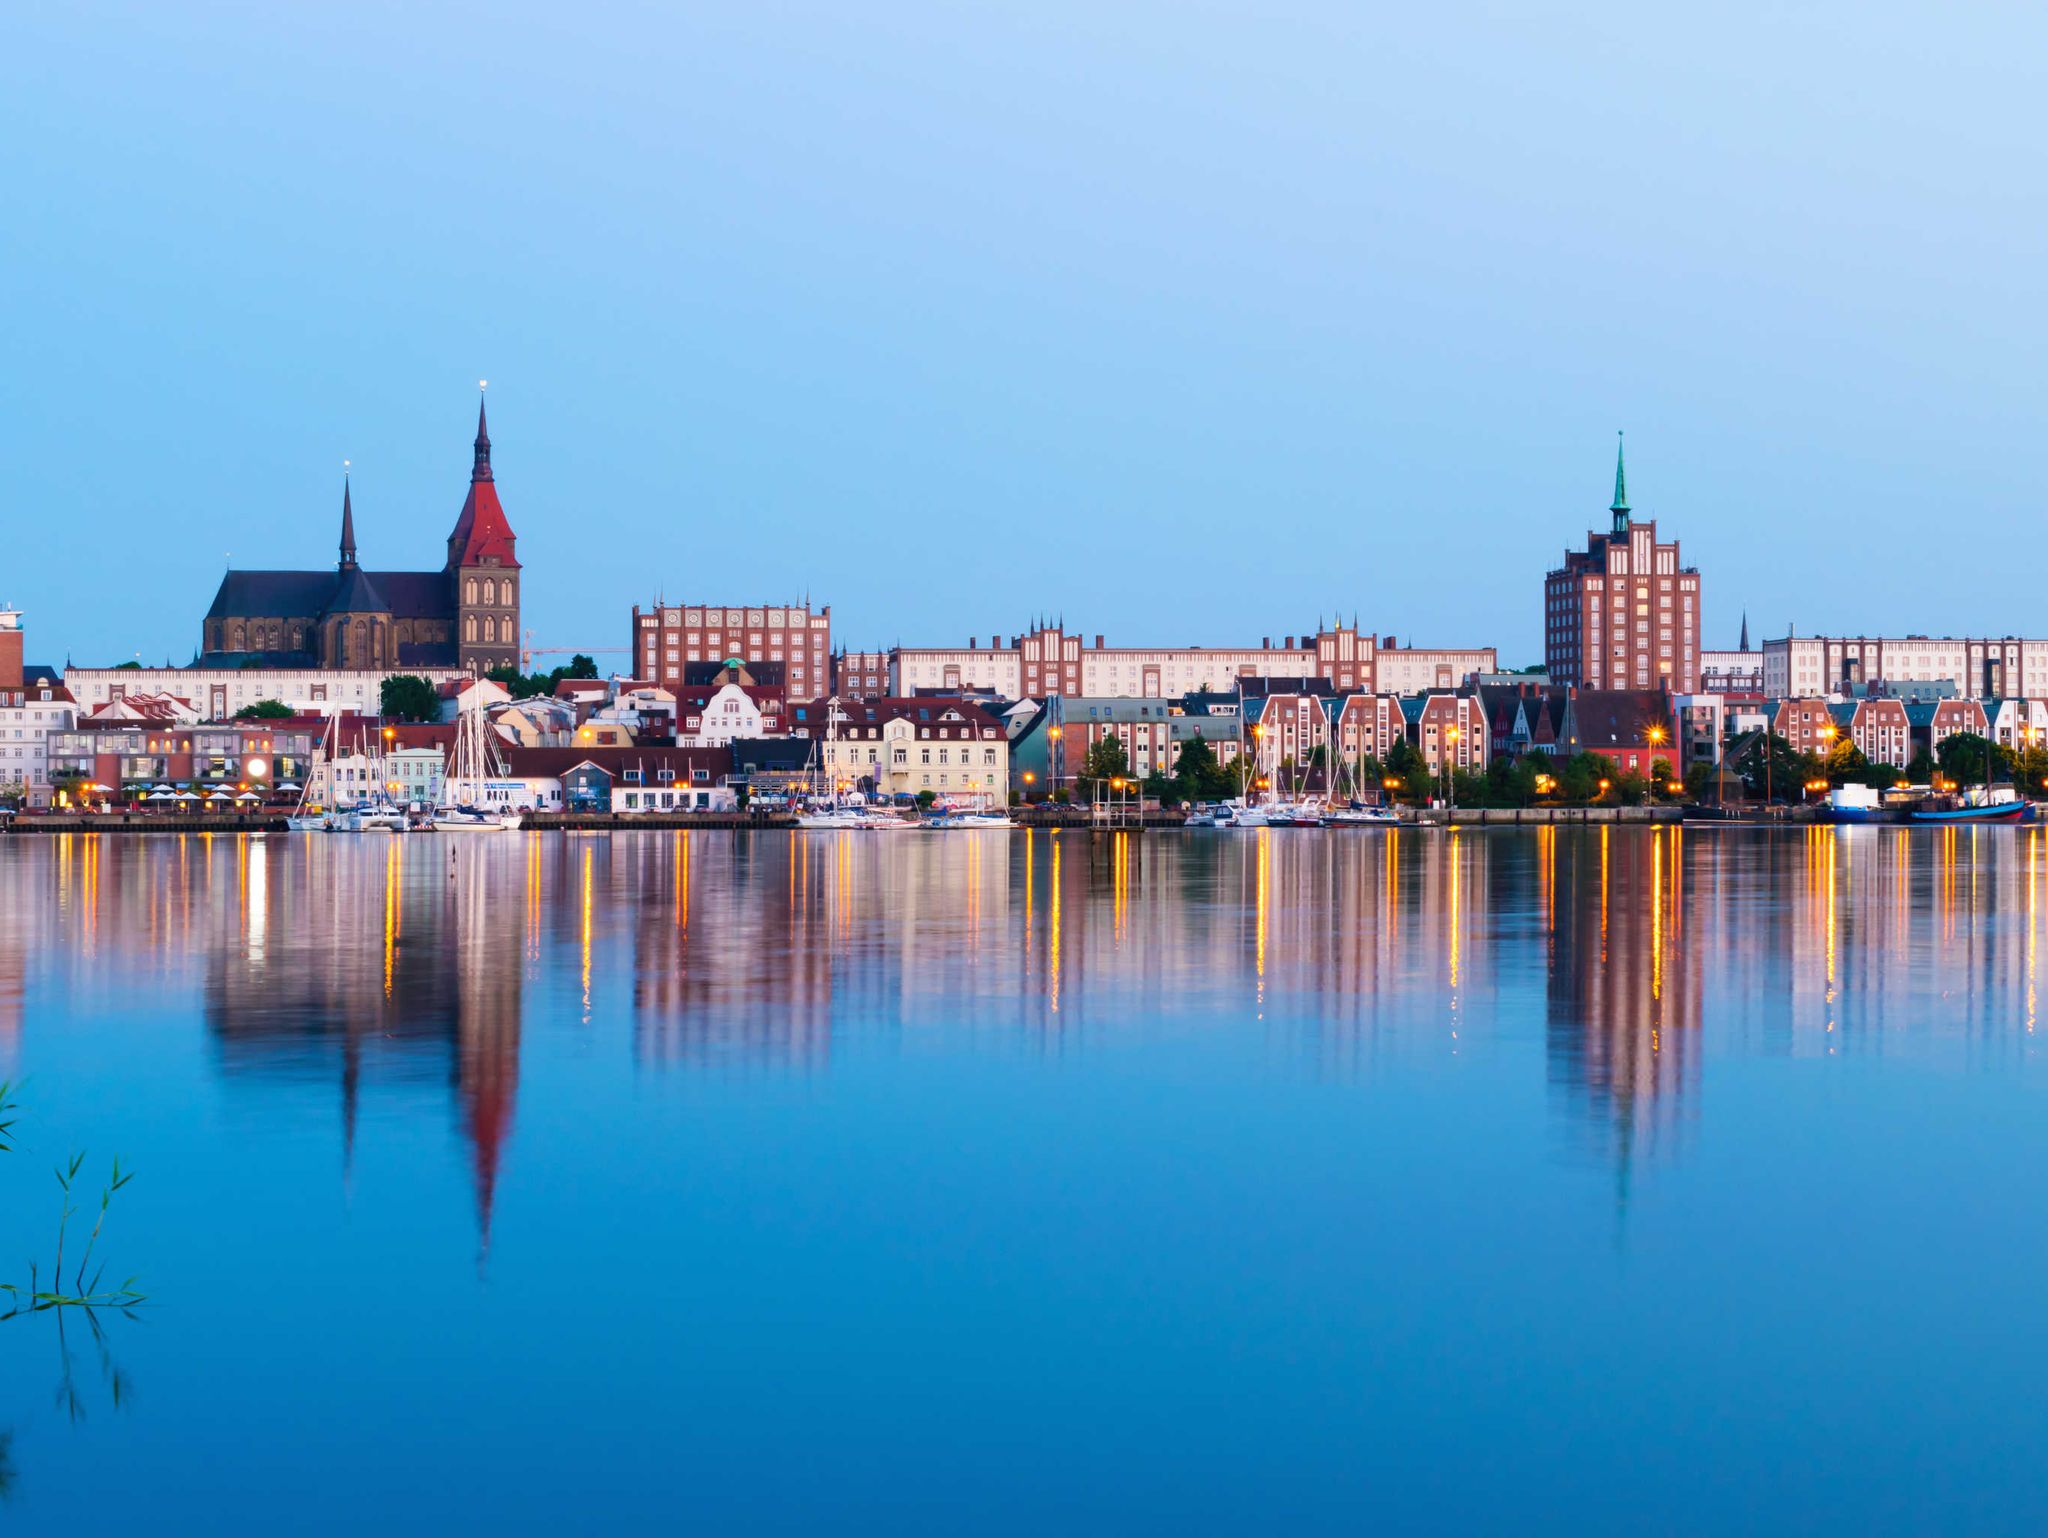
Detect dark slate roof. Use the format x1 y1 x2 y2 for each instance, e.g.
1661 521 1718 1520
205 570 339 621
369 571 454 620
727 738 816 774
682 658 784 687
1569 690 1675 749
1238 675 1334 699
325 566 390 617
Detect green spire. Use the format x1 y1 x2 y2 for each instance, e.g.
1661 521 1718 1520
1610 431 1630 535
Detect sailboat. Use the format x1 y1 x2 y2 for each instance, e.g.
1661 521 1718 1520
433 701 521 832
288 714 340 832
336 726 408 832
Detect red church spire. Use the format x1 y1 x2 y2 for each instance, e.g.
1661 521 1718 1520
445 388 519 571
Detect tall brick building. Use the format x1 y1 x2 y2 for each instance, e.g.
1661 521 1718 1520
1543 439 1702 693
202 398 521 675
631 600 831 698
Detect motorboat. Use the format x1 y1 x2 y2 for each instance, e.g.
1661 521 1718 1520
1327 803 1402 826
339 798 409 833
926 811 1015 830
1820 784 1887 825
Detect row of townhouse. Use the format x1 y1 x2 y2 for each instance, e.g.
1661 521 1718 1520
1769 695 2020 767
1008 682 1691 797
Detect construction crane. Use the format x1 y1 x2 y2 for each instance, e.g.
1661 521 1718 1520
521 630 629 671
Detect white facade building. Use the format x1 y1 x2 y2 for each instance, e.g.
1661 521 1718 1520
0 679 75 807
1762 636 2048 700
65 664 467 720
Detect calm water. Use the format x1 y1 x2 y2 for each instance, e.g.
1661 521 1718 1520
2 825 2046 1533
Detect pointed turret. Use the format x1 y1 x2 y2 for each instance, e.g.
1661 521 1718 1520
1739 611 1750 652
445 393 519 572
1610 431 1630 536
472 394 494 484
338 473 358 570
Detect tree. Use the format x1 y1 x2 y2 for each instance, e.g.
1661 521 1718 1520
1822 736 1871 787
1076 733 1130 801
1649 759 1675 798
1559 751 1609 804
1682 760 1715 801
1172 732 1233 802
1384 739 1431 803
1904 748 1936 784
1733 731 1815 802
563 654 599 680
380 674 439 723
1935 732 2009 787
1141 769 1174 803
233 699 294 720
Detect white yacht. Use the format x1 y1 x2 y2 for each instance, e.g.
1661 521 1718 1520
433 700 522 832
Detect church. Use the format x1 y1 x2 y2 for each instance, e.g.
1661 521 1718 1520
202 399 522 674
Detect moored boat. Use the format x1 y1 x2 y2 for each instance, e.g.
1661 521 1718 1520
1821 784 1888 824
1910 786 2031 825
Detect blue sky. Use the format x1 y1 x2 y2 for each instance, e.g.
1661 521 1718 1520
5 3 2042 669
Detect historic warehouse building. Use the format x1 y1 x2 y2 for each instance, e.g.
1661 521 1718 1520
200 399 522 675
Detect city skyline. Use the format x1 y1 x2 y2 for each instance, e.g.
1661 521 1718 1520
9 5 2044 667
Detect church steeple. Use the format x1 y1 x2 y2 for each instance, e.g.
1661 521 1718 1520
338 470 358 570
1739 610 1750 652
472 388 494 484
1610 431 1630 536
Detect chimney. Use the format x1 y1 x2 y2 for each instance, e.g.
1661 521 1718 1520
993 635 1003 649
1285 635 1296 650
969 637 977 650
1095 634 1104 649
0 610 21 692
1263 637 1271 649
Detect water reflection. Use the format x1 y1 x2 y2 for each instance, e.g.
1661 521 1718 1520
5 827 2048 1235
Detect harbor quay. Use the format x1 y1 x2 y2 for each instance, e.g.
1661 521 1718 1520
7 418 2047 832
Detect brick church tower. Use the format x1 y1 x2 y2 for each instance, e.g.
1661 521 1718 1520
446 396 522 675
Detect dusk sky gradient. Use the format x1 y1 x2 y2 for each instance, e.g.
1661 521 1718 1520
5 3 2043 668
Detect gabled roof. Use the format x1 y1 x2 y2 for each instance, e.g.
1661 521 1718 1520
324 565 389 618
1568 689 1675 748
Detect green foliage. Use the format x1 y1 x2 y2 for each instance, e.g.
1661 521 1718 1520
1733 732 1818 802
232 698 294 720
1683 760 1715 801
1170 732 1240 803
1141 770 1174 803
111 660 142 671
915 789 937 809
1075 732 1131 801
379 674 439 723
1935 732 2011 786
1822 736 1871 786
485 653 602 701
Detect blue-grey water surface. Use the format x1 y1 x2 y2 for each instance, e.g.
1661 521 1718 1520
2 825 2045 1533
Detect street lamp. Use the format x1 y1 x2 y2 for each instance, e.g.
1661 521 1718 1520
1445 726 1461 809
1047 724 1063 802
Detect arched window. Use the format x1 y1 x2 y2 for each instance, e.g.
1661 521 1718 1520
465 578 478 605
502 577 515 605
484 617 497 643
484 579 497 606
465 616 478 643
